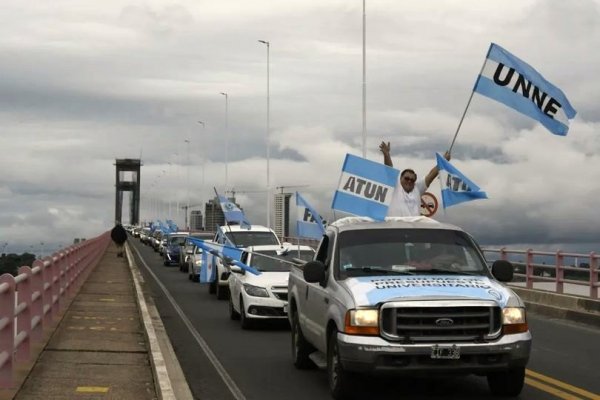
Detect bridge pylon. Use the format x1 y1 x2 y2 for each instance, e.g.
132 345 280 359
114 159 142 225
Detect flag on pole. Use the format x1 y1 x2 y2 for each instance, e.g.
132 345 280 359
331 154 399 221
296 192 326 239
215 189 251 229
436 153 488 208
474 43 576 136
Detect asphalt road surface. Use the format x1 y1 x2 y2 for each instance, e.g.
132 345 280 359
130 238 600 400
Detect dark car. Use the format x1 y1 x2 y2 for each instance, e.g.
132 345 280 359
163 233 189 266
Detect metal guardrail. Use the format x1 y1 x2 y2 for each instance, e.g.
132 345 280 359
0 231 111 388
481 248 599 299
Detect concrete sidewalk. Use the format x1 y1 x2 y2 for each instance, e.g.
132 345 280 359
5 242 190 400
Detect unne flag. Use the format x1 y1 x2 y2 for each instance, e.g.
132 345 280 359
474 43 576 136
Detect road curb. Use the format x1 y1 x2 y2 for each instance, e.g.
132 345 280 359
125 243 193 400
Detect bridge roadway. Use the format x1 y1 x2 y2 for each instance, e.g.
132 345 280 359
0 239 600 400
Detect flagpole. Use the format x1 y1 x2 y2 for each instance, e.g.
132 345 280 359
448 58 488 154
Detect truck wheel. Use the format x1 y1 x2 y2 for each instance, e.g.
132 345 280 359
229 295 240 320
240 298 253 329
328 329 355 399
291 313 314 369
487 367 525 396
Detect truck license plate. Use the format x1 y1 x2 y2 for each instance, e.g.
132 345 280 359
430 345 460 360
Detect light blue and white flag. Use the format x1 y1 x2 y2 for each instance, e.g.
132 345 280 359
331 154 399 221
474 43 576 136
296 192 326 239
215 190 251 229
436 153 488 208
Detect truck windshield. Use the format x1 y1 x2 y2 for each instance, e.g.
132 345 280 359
250 250 315 272
337 229 488 278
225 231 279 247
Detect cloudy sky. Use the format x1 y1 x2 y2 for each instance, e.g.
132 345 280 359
1 0 599 256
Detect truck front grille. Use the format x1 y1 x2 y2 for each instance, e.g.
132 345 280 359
380 301 502 343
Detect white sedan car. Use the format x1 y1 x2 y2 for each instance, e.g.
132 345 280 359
228 244 315 329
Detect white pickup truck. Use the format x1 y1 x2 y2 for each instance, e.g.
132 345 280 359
287 216 531 399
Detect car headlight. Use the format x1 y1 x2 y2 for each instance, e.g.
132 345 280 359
502 307 528 334
344 309 379 335
243 283 269 298
195 259 202 266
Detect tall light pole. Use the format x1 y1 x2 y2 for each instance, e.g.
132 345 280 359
362 0 367 158
185 139 190 229
197 121 205 189
259 39 271 229
220 92 229 189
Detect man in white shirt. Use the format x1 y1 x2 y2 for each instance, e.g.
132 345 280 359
379 141 451 217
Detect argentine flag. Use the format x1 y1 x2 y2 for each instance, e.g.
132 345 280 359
436 153 488 208
216 192 251 229
474 43 576 136
296 192 326 239
187 238 219 283
332 154 399 221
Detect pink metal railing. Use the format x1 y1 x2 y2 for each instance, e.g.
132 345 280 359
282 236 599 299
0 231 111 388
481 248 599 299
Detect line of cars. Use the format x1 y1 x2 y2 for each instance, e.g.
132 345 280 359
131 224 315 329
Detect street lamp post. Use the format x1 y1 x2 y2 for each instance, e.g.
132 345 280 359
258 39 271 229
197 121 206 189
185 139 191 229
220 92 229 188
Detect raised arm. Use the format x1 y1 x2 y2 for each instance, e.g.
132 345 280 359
424 151 451 188
379 141 393 167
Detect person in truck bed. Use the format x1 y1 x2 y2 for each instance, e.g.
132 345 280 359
379 140 451 217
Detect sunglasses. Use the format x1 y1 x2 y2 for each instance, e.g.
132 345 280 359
402 177 416 183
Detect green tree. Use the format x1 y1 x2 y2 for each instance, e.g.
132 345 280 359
0 253 36 276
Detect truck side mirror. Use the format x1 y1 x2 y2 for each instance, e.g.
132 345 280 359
304 261 326 283
491 260 514 282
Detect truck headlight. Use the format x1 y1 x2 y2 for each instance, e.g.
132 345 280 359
195 259 202 266
502 307 528 334
243 284 269 298
344 309 379 335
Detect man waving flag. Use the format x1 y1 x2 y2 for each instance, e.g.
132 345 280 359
474 43 576 136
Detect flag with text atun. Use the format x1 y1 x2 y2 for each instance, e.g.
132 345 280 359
216 190 251 229
331 154 399 221
473 43 576 136
296 192 326 239
436 153 488 208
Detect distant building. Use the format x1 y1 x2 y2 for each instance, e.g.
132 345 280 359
274 192 292 239
204 196 241 231
190 210 204 230
205 198 224 231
